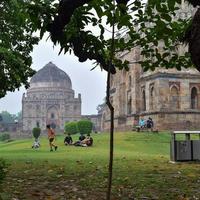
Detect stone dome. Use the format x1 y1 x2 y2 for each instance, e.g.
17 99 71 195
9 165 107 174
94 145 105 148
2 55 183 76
30 62 72 89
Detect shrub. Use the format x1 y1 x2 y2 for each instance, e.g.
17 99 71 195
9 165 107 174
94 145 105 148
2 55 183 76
77 120 93 135
0 159 7 184
0 133 10 141
64 121 78 135
32 127 41 139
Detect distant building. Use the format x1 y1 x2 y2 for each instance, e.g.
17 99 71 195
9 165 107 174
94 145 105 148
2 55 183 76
22 62 81 131
82 114 102 132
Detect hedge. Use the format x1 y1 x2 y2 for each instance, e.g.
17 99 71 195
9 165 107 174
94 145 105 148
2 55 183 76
32 127 41 139
77 120 93 135
64 121 78 135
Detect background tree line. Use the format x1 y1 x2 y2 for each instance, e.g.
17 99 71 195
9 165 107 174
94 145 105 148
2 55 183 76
0 111 22 124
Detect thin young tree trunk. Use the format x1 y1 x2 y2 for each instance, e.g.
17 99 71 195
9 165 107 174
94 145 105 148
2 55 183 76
106 68 114 200
106 1 116 199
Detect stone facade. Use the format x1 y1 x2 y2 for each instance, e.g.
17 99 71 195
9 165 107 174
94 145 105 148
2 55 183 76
101 51 200 131
100 2 200 131
22 62 81 132
82 114 102 132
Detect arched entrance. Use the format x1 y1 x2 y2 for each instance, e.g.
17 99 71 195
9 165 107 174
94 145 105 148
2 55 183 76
46 106 59 129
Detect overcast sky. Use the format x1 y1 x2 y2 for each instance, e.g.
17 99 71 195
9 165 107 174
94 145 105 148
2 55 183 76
0 38 107 115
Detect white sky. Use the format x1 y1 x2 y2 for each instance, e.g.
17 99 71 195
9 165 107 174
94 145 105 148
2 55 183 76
0 38 107 115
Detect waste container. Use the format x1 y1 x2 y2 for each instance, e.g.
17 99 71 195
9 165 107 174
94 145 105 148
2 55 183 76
192 140 200 160
170 131 200 162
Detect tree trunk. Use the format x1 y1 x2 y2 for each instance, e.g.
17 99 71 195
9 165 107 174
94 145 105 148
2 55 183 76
106 69 114 200
106 1 116 199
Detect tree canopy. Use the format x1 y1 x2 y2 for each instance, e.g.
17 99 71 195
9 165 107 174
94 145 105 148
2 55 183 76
0 111 15 123
0 0 41 98
1 0 199 199
27 0 198 72
1 0 199 98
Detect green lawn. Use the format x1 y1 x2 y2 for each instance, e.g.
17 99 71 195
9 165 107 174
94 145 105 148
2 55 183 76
0 132 200 200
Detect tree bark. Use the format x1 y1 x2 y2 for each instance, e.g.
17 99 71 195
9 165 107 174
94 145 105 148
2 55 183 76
106 1 116 199
106 69 114 200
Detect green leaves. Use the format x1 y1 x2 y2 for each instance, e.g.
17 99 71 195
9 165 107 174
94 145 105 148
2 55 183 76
0 0 39 98
133 0 193 71
25 0 193 75
0 0 194 98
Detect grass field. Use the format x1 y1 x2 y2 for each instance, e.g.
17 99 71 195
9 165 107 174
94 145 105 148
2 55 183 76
0 132 200 200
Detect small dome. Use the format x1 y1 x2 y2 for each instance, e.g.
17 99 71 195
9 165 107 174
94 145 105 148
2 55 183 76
30 62 72 89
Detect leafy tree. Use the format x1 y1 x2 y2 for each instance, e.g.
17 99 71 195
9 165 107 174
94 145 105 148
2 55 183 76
32 127 41 139
0 111 15 123
14 111 22 122
64 121 79 135
0 0 39 98
2 0 198 199
77 120 93 135
0 133 11 141
97 102 106 113
25 0 197 199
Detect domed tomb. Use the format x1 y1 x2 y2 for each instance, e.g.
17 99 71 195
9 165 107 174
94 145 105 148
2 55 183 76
30 62 72 90
22 62 81 132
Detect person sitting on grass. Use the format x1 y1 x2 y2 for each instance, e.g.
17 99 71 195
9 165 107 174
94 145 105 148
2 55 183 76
147 117 154 132
73 134 93 147
73 135 83 147
64 133 73 145
81 134 93 147
32 138 40 149
73 133 93 147
79 133 85 141
139 118 146 130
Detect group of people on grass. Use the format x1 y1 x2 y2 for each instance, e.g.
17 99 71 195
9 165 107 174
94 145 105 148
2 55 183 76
138 117 154 131
64 133 93 147
32 124 93 151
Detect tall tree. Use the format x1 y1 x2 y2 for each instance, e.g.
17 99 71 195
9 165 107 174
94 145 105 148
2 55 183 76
0 0 39 98
0 111 15 123
26 0 197 199
1 0 198 199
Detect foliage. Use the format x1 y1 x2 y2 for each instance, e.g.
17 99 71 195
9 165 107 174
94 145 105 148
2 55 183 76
0 111 15 123
133 0 194 71
25 1 194 199
32 127 41 139
0 158 7 184
77 120 93 135
24 0 195 73
0 0 39 98
64 121 79 135
0 111 22 124
97 103 106 113
0 133 10 141
13 111 22 122
1 0 198 97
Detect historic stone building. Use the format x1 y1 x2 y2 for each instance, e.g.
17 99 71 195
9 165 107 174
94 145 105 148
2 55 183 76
100 1 200 131
22 62 81 131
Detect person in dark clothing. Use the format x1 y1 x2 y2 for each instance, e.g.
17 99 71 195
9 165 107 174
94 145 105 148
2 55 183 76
64 133 73 145
147 117 154 131
79 133 85 141
73 133 85 146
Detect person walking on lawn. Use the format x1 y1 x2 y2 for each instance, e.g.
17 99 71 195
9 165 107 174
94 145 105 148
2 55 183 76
46 124 58 152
